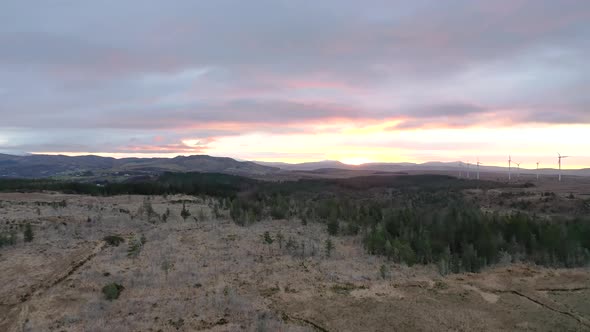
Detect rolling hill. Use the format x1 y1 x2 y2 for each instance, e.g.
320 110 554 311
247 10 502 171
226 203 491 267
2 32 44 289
0 154 279 178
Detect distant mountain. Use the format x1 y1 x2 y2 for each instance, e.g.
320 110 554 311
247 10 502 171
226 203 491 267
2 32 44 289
2 154 588 179
257 159 590 176
257 160 352 171
0 154 279 178
257 160 432 171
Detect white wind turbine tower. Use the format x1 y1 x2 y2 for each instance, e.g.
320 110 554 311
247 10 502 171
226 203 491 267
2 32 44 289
508 155 512 181
458 161 463 178
515 162 521 178
558 153 569 182
466 162 471 179
476 158 482 180
536 161 541 180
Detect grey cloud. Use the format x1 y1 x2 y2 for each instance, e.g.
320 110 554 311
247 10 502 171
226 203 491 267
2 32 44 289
1 0 589 153
1 99 362 129
0 128 220 154
376 103 493 129
406 103 489 118
3 0 588 81
521 108 590 125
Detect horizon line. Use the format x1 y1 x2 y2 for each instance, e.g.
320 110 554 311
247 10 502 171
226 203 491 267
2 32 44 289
1 151 588 170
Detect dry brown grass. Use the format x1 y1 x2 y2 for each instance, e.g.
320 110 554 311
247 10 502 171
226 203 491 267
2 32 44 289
0 193 589 331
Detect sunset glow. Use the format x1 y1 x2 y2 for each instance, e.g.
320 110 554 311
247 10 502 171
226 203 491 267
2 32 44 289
340 158 375 166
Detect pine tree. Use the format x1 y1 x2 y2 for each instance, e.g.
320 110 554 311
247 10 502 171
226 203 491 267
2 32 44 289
142 198 156 223
327 219 339 236
24 223 34 243
379 264 389 279
301 216 308 226
301 241 306 259
161 259 173 281
181 202 191 221
127 238 142 259
198 208 207 222
162 208 171 222
213 203 221 218
325 238 334 258
276 231 284 249
263 231 274 254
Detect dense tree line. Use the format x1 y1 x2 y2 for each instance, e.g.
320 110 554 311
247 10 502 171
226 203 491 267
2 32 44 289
0 172 255 197
363 206 590 273
0 173 504 197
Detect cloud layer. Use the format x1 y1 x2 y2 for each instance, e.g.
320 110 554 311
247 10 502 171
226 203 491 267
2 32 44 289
1 0 589 165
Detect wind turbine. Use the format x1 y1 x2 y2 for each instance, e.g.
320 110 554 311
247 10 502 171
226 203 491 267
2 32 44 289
536 161 540 180
515 162 521 178
558 153 569 182
458 161 463 178
508 155 512 181
466 162 471 179
476 158 482 180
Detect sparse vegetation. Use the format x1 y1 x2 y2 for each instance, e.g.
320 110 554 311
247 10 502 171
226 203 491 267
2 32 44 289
1 187 589 331
1 172 589 275
168 318 185 330
330 283 366 294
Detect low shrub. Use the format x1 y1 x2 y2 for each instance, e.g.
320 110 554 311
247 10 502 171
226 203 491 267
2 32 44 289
103 235 124 247
102 282 124 300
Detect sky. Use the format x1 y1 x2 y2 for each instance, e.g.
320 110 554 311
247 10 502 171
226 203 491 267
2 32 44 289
1 0 589 168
